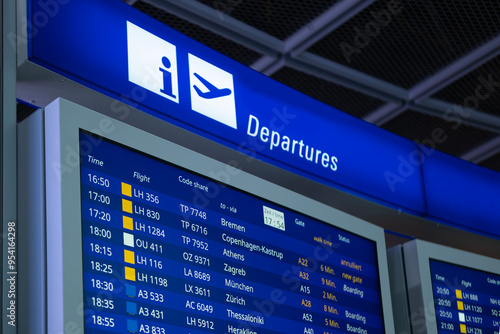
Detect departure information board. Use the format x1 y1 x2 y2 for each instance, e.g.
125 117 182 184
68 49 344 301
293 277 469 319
79 131 385 334
430 259 500 334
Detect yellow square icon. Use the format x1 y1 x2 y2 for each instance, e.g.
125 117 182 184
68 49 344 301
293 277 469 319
124 249 135 264
121 182 132 197
123 216 134 230
122 199 133 213
457 300 464 310
460 324 466 333
124 266 136 281
456 289 463 299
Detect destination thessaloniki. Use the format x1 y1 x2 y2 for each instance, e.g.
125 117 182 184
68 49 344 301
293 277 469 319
247 115 339 172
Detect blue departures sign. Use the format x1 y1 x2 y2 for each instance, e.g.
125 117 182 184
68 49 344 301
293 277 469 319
28 0 425 214
26 0 500 238
422 150 500 237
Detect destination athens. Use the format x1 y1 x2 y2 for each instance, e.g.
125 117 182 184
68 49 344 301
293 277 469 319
247 115 339 172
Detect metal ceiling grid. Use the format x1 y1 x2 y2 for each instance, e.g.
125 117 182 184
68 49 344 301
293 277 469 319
271 66 385 118
132 0 263 65
432 55 500 117
382 109 499 157
307 0 500 89
120 0 500 175
195 0 340 40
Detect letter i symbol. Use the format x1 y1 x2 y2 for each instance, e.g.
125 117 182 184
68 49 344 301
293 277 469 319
159 56 176 98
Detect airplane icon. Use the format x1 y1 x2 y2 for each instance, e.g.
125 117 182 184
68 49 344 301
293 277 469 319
193 72 232 99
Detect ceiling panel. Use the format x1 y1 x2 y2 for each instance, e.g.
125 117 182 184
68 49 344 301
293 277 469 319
194 0 340 40
133 0 263 66
307 0 500 88
432 55 500 117
382 109 498 157
271 66 385 118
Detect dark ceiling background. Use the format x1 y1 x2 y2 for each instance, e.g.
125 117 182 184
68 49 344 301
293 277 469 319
116 0 500 175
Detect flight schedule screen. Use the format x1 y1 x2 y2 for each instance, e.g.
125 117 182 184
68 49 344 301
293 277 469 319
79 131 385 334
430 259 500 334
